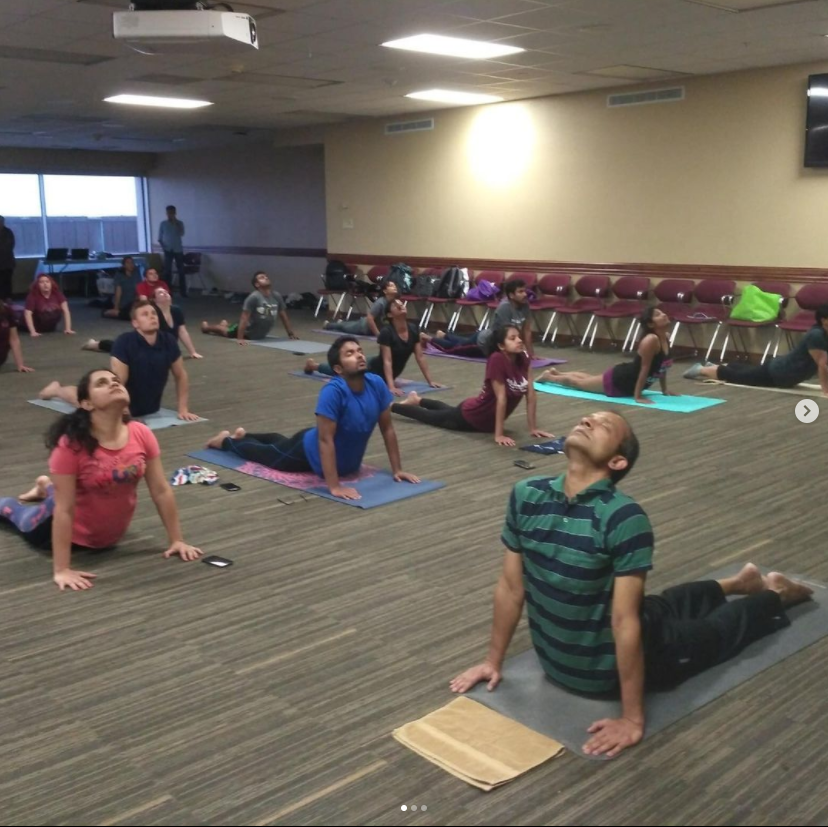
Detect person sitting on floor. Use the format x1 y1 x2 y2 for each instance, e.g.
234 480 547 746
200 270 298 343
0 300 34 373
135 267 171 302
24 274 75 337
392 325 553 446
421 279 535 359
103 256 141 321
304 297 443 396
82 286 202 359
537 307 677 404
205 336 420 501
449 410 813 758
0 369 202 592
322 280 399 337
683 304 828 396
39 302 200 421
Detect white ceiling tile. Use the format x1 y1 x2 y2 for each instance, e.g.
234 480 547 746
441 0 550 21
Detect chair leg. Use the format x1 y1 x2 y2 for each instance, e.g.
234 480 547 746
761 326 778 364
580 316 595 348
542 312 557 343
668 321 680 348
314 296 324 317
332 292 347 319
589 317 600 349
621 318 636 353
705 323 721 363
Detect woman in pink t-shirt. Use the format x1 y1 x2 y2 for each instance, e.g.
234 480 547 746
0 368 202 591
24 274 75 336
392 325 555 447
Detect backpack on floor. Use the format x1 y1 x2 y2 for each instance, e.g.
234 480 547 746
435 266 467 299
324 260 352 291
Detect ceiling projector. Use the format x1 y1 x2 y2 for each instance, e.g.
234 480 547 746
113 9 258 51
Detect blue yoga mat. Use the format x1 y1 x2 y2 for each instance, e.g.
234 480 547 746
29 399 208 430
188 448 444 509
288 370 450 395
521 437 566 455
533 382 726 413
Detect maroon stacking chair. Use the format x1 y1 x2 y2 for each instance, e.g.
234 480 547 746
550 275 610 344
449 270 505 332
580 275 650 351
315 261 360 318
775 283 828 355
649 279 695 349
421 267 467 330
669 279 735 361
721 281 790 364
533 274 571 343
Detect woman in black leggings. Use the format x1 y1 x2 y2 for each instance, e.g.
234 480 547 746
683 304 828 392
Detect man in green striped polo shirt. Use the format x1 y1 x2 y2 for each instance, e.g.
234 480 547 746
451 410 813 758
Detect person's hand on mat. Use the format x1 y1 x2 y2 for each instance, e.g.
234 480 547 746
236 339 248 346
163 541 203 561
30 331 42 338
64 329 76 336
394 471 420 484
390 386 405 397
54 568 97 591
634 397 655 405
449 661 502 693
583 717 644 758
188 352 203 359
495 435 516 447
530 429 555 439
428 381 446 388
17 364 35 373
661 390 679 396
289 333 300 340
330 485 361 500
178 410 201 421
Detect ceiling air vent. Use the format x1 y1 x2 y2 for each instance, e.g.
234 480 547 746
608 87 685 108
385 118 434 135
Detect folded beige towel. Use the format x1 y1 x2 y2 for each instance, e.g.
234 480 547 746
393 696 564 791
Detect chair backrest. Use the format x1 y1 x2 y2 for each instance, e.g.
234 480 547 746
753 281 791 299
794 283 828 311
611 275 650 301
574 274 610 299
476 270 505 287
654 279 695 304
694 279 736 306
366 265 389 283
507 271 538 290
538 273 570 297
182 252 201 267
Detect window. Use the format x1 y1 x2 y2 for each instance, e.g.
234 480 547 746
0 172 145 257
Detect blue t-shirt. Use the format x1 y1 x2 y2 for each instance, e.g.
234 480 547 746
302 373 394 477
111 330 181 417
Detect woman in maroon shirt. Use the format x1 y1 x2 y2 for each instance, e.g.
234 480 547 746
0 301 34 372
24 274 74 336
392 325 554 446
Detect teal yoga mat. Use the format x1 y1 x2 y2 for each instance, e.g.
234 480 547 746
534 382 726 413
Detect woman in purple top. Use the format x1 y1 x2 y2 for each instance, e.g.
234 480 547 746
391 325 554 446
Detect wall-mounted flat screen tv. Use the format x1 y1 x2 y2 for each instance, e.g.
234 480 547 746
805 73 828 167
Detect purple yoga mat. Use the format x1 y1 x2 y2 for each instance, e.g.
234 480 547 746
424 342 565 369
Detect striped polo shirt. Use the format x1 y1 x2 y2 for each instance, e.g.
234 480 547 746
502 474 654 694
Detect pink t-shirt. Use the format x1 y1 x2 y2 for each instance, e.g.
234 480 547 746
25 288 66 332
460 351 530 432
136 279 171 300
48 421 160 548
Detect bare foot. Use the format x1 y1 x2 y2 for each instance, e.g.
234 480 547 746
419 332 433 345
399 391 422 406
206 429 231 449
38 380 61 400
735 563 766 595
305 358 319 374
434 330 446 339
18 475 52 503
232 427 246 439
322 320 330 329
81 339 100 352
766 572 814 607
200 321 209 332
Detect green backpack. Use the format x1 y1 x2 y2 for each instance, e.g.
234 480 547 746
729 284 781 323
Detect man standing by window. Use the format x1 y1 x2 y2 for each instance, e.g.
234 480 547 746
158 205 186 298
0 216 15 300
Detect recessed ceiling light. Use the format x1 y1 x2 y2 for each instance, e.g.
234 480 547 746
383 34 524 60
406 89 503 105
104 94 213 109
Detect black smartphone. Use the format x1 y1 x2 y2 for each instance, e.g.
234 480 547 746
514 459 536 470
220 483 242 492
202 555 233 568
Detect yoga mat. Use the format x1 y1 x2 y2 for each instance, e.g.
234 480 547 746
534 382 726 413
521 437 566 455
248 338 330 354
313 328 376 341
701 379 823 398
28 400 208 430
467 565 827 759
424 343 565 369
287 370 451 395
188 448 445 509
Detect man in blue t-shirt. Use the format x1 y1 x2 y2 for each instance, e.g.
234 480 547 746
38 303 199 420
206 336 420 500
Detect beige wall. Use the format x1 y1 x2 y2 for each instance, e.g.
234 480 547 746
147 142 326 295
324 61 828 269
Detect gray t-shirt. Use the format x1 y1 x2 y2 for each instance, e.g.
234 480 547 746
113 271 139 310
243 290 286 339
768 326 828 387
478 299 532 349
370 297 390 323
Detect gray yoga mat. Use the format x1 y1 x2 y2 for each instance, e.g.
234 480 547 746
28 399 208 430
248 338 330 354
467 565 827 759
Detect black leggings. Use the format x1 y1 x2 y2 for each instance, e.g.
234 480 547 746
222 429 312 472
641 581 787 689
716 362 775 387
391 398 477 431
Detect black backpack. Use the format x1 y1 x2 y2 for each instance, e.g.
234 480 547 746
435 265 465 299
382 262 413 295
411 274 437 297
324 260 352 291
